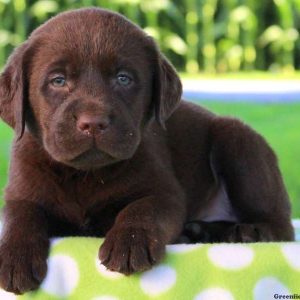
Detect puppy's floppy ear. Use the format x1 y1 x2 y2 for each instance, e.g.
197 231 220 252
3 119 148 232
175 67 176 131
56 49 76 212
152 53 182 125
0 42 30 140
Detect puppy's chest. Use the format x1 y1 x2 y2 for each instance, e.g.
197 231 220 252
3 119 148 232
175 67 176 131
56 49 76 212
54 174 130 229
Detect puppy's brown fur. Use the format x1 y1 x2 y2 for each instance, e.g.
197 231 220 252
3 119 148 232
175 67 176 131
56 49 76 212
0 8 294 294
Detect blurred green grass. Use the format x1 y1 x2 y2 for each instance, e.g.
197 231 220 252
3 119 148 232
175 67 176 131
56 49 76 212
0 121 12 207
0 101 299 218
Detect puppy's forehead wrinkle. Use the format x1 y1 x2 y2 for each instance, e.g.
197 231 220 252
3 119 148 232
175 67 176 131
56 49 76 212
35 33 147 70
30 8 149 62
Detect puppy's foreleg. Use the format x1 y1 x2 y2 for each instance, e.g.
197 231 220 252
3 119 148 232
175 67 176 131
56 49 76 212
0 201 49 294
209 117 294 242
99 193 186 274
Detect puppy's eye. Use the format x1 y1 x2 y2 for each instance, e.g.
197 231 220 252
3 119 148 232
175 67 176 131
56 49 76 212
50 76 66 87
117 73 132 86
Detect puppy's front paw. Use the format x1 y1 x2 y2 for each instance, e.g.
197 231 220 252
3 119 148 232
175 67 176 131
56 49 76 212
99 226 165 275
0 239 49 294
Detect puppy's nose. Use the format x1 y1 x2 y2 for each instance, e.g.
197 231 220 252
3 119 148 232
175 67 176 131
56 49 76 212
77 114 109 136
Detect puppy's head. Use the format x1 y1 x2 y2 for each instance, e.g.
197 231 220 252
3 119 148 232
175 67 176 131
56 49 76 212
0 8 182 170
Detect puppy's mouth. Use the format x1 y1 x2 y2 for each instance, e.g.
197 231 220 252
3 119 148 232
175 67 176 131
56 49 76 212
47 125 140 170
67 147 117 170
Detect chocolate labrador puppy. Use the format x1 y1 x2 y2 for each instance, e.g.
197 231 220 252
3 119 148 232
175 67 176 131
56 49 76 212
0 7 294 294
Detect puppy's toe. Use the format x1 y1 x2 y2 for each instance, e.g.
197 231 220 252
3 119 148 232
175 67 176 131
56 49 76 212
128 243 152 273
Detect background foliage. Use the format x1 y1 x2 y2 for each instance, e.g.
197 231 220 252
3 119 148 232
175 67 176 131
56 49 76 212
0 0 300 72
